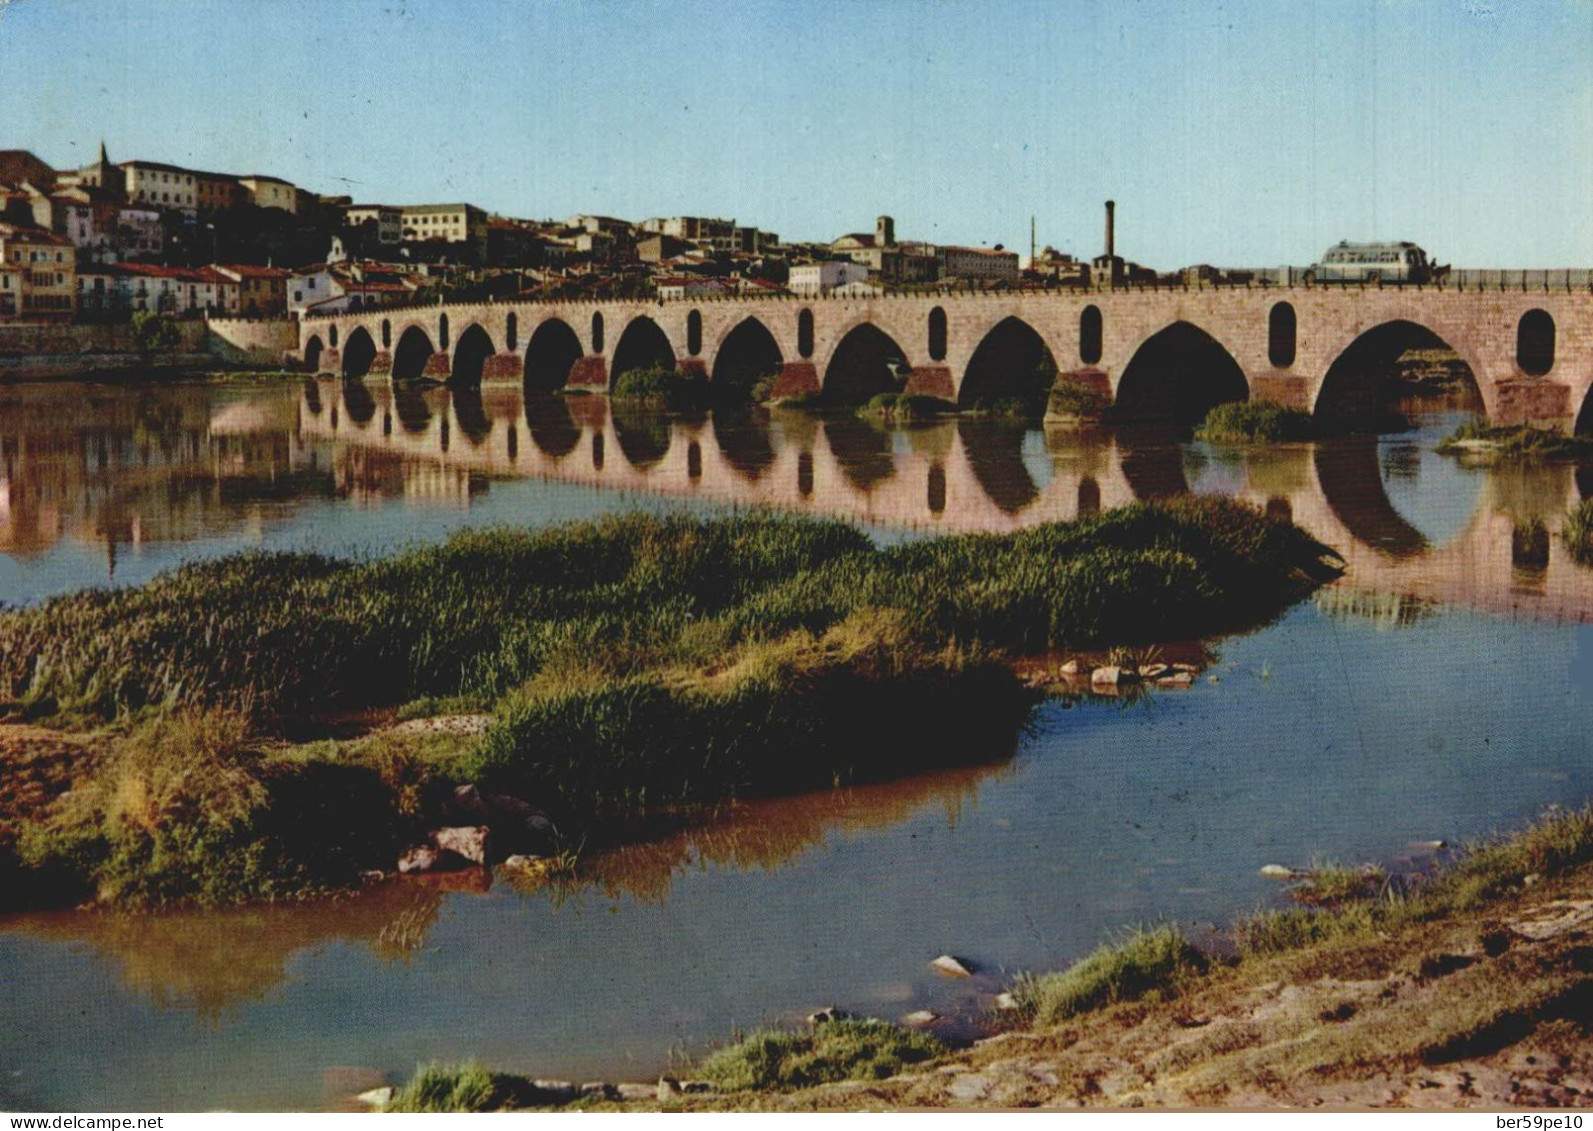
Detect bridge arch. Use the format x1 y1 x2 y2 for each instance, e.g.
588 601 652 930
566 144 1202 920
959 417 1043 514
1517 309 1555 377
392 380 434 433
452 386 493 446
525 393 582 458
713 402 776 481
824 414 895 491
524 317 584 392
821 320 908 405
612 401 672 469
611 315 675 385
381 318 391 348
591 311 605 354
392 325 436 381
303 334 325 373
1315 318 1488 424
958 316 1058 414
451 323 496 385
1313 437 1430 560
506 312 519 353
1572 386 1593 437
340 377 376 426
438 313 450 351
342 326 378 378
797 308 814 359
1114 320 1248 423
710 316 783 395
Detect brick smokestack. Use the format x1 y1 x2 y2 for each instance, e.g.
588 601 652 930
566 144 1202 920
1104 200 1115 259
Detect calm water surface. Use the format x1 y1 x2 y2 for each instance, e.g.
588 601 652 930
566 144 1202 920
3 378 1593 1110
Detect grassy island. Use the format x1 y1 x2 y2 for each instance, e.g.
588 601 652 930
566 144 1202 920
1195 401 1316 444
609 364 709 409
1436 420 1593 461
0 501 1340 910
855 392 955 422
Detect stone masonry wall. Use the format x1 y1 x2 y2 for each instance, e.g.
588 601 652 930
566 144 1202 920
299 287 1593 428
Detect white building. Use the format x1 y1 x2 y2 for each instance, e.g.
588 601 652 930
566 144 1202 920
239 175 298 214
287 266 340 316
121 161 198 215
655 275 730 300
345 204 403 245
787 261 870 295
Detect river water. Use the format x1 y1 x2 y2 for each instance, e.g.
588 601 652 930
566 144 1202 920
3 378 1593 1110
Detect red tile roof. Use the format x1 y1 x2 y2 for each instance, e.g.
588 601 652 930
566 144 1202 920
218 263 292 279
0 222 73 246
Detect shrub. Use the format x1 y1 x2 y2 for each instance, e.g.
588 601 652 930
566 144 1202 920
1286 861 1389 906
610 365 707 409
697 1020 944 1092
388 1063 533 1112
1045 382 1110 420
1011 924 1207 1026
1564 500 1593 566
857 393 954 422
131 310 182 357
1195 401 1314 443
1436 421 1593 460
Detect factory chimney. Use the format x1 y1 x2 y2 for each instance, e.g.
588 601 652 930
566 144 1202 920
1104 200 1116 259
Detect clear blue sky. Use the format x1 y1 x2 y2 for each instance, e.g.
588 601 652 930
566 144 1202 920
3 0 1591 268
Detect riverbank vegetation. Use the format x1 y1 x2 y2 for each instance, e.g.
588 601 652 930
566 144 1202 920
856 392 955 422
0 502 1339 909
698 1020 945 1092
1043 382 1111 424
1195 401 1316 444
1436 420 1593 460
374 801 1593 1110
1563 499 1593 566
609 364 709 410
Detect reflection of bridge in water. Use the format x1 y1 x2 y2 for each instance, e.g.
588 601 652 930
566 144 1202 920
302 379 1593 624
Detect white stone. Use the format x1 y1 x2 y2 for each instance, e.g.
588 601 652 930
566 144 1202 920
902 1009 940 1026
355 1087 393 1108
432 825 490 866
931 954 973 978
397 844 440 874
1090 665 1122 686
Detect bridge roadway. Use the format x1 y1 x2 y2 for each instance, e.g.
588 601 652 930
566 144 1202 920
297 380 1593 625
298 286 1593 428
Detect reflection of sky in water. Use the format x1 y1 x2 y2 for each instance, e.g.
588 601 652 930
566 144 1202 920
1379 412 1485 547
1019 428 1054 493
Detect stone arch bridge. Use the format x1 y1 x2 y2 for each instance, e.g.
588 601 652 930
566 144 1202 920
298 285 1593 427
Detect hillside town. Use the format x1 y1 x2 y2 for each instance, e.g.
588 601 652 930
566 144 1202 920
0 140 1116 325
